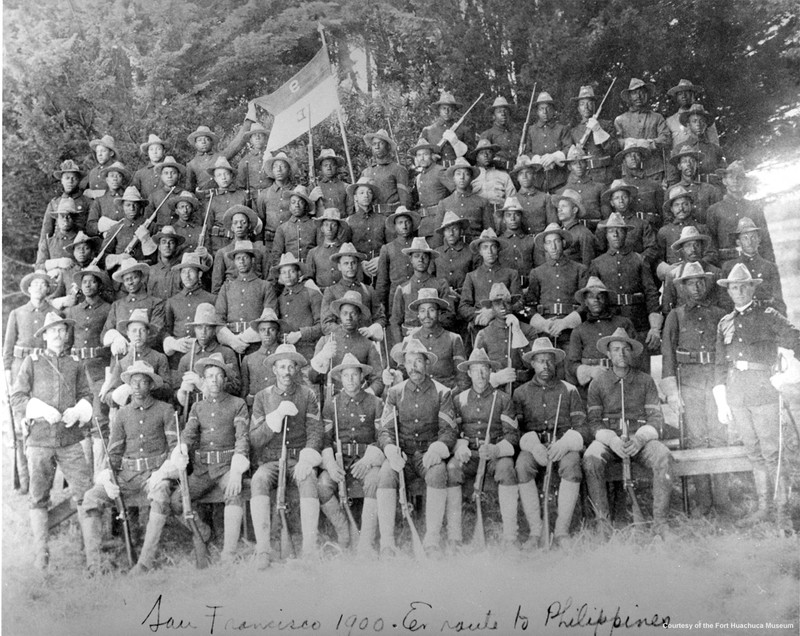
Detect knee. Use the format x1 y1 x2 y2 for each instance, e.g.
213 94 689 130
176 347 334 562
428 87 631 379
81 486 105 514
316 471 336 502
424 463 447 489
446 458 464 485
558 451 583 482
297 473 318 498
361 469 380 498
150 499 171 516
493 457 517 485
250 465 274 497
645 441 672 472
515 451 538 483
224 493 244 507
378 461 398 489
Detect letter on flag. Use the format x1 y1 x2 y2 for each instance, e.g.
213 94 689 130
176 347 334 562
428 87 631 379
251 46 339 152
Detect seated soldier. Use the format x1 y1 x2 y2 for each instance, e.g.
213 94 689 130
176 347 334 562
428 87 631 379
375 206 420 318
317 354 386 555
555 146 607 226
666 143 722 223
439 158 493 242
583 328 672 537
376 339 457 556
661 226 721 314
173 353 250 562
345 177 387 281
511 156 553 235
273 253 322 364
513 338 586 548
87 161 132 235
203 156 250 254
614 140 664 226
241 308 284 406
469 139 516 212
447 348 520 547
169 191 210 256
249 344 323 565
40 159 91 240
83 360 177 574
498 197 536 286
133 134 167 200
147 226 185 300
211 205 267 294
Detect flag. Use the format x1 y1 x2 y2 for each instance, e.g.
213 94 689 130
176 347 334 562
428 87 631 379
252 46 339 152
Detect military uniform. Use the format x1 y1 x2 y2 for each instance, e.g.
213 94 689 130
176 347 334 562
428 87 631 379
458 263 520 324
499 230 536 284
236 150 273 192
473 317 538 388
41 191 91 240
215 273 277 335
164 286 217 342
103 291 166 350
432 241 476 294
276 284 322 362
667 181 721 225
390 273 453 343
376 236 415 315
407 325 468 392
360 158 410 210
657 219 718 267
147 185 182 229
721 254 785 315
177 341 241 397
345 206 389 263
525 256 587 346
321 278 386 335
86 188 126 235
420 118 475 165
480 123 520 160
661 261 721 314
308 327 383 396
256 181 295 250
619 171 664 224
613 110 671 179
568 120 618 185
516 188 555 235
438 191 494 242
106 345 172 404
241 343 279 405
4 301 59 378
705 196 774 263
524 121 572 191
305 241 343 290
595 212 658 265
555 175 607 223
172 218 209 256
272 215 318 270
147 256 183 300
559 219 597 268
211 240 268 294
133 163 165 201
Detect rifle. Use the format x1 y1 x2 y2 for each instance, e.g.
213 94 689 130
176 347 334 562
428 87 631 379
393 407 425 558
197 190 215 249
182 340 197 422
619 378 644 524
122 186 176 256
93 417 137 567
277 416 296 559
244 163 255 211
90 222 126 268
676 368 690 515
4 374 20 489
436 93 485 153
577 79 616 151
506 325 513 394
542 393 562 549
471 390 498 549
325 334 335 406
386 118 401 165
333 396 361 547
174 412 210 569
517 82 536 158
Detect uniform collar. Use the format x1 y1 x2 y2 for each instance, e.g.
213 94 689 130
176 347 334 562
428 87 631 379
416 324 444 338
469 385 494 399
237 272 258 282
130 395 156 409
735 302 754 315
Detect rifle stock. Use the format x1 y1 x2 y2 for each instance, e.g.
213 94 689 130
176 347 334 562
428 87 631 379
393 407 425 558
619 379 644 524
333 397 360 547
174 413 210 569
123 186 176 255
577 78 616 151
436 93 485 152
542 393 562 549
198 190 215 249
90 222 125 268
471 390 498 548
277 416 296 559
4 374 20 489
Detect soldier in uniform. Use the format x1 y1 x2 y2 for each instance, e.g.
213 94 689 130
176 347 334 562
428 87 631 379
513 338 587 547
568 85 618 186
678 105 725 177
438 158 494 242
376 338 457 555
236 123 273 194
241 308 284 406
583 328 672 535
184 121 252 195
447 348 520 546
614 140 664 225
100 186 159 266
661 262 730 517
146 156 184 228
665 144 722 223
35 198 79 296
202 157 251 254
545 192 596 268
524 92 570 192
257 152 297 253
273 252 322 364
511 156 553 235
271 185 318 271
665 79 720 148
345 178 386 281
147 226 185 300
469 139 516 212
360 128 411 212
309 148 351 218
375 208 420 318
554 146 607 225
410 138 453 248
211 205 267 293
168 191 210 256
40 159 91 240
595 181 658 264
306 208 347 291
497 197 536 285
661 226 721 315
419 91 473 165
432 212 476 299
249 344 323 566
11 312 95 570
713 264 800 528
82 134 119 197
479 96 520 166
87 162 132 236
133 134 167 200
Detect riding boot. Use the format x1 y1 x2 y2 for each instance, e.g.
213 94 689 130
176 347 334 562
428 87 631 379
498 484 519 544
422 487 447 551
250 495 272 569
220 505 244 563
518 480 542 547
321 497 351 549
376 488 397 551
299 497 320 558
129 511 167 575
445 487 463 544
553 480 580 541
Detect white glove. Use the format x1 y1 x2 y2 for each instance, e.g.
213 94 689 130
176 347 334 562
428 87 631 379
97 469 120 499
442 129 459 145
62 399 93 427
135 225 151 242
384 444 406 473
293 447 321 481
265 401 297 433
589 120 610 145
181 371 202 392
164 336 192 355
505 314 520 329
285 331 302 345
25 398 61 424
541 153 556 170
359 323 384 341
309 186 323 202
586 117 601 132
216 326 247 354
422 440 450 468
171 444 189 470
322 448 346 483
363 257 379 277
310 339 337 373
104 253 126 269
489 367 516 388
474 306 495 326
382 368 403 387
529 313 552 333
549 429 583 462
519 431 548 465
712 384 733 424
596 428 626 458
97 216 116 234
304 278 321 293
453 438 471 464
111 384 132 406
240 327 262 344
634 424 659 444
45 257 73 271
551 151 566 166
661 376 684 414
576 364 604 386
104 329 129 356
49 295 78 310
225 453 250 498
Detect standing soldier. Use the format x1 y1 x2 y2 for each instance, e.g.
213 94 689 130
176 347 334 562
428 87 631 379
309 148 351 218
10 312 95 570
273 253 322 364
661 262 730 517
511 156 553 236
168 191 210 256
147 226 185 300
345 178 387 281
270 185 317 271
665 144 722 223
469 139 516 212
513 338 587 547
432 211 477 303
82 134 119 198
447 348 520 547
375 208 420 318
583 328 672 536
661 226 721 314
438 158 494 242
184 120 252 195
555 146 607 227
480 96 519 168
40 159 91 240
236 123 273 194
677 105 726 178
410 138 453 248
524 92 570 193
257 152 297 254
133 134 167 200
614 140 664 225
360 128 411 212
203 157 251 254
595 181 658 264
419 91 473 166
376 339 457 555
665 79 720 147
497 197 536 286
713 264 800 528
86 162 133 236
249 344 323 566
547 191 596 268
241 308 284 406
146 156 184 229
306 208 348 291
211 205 267 294
568 85 618 186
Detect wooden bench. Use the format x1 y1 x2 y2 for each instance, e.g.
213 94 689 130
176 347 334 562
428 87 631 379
606 443 752 482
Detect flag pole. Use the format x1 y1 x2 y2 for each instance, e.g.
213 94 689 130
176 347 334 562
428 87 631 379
318 23 355 183
307 104 316 186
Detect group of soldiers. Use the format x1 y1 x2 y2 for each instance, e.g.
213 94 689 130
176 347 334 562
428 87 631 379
6 76 799 576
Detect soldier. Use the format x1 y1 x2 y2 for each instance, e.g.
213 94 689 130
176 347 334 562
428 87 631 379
176 353 250 562
360 128 411 212
271 185 317 271
147 226 185 300
524 92 570 192
595 180 658 264
10 312 94 570
497 197 536 285
432 211 477 298
376 338 457 555
257 152 297 253
82 134 119 197
345 178 387 280
249 344 323 566
583 327 672 535
100 186 158 265
309 148 351 218
566 277 637 400
513 338 586 547
49 231 105 310
447 348 520 546
438 158 494 242
665 144 722 223
713 264 800 528
469 138 516 210
568 85 618 186
479 96 520 166
306 208 347 291
86 161 133 236
546 191 596 267
273 253 322 364
706 161 774 262
665 79 720 147
83 360 177 574
184 121 252 195
613 78 671 183
241 308 284 406
614 140 664 224
410 138 453 248
133 134 167 200
720 217 785 315
511 155 553 235
202 157 251 254
554 146 607 226
419 91 473 165
661 226 721 314
168 191 210 255
317 353 386 556
375 208 420 317
40 159 91 240
35 198 79 294
661 262 730 517
677 105 726 177
147 156 184 228
656 185 718 280
236 123 273 193
211 204 267 293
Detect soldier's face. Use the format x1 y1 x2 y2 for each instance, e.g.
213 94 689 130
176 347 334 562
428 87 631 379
320 158 337 178
415 149 433 169
606 227 627 250
438 105 455 121
569 160 587 177
723 174 745 195
127 323 148 348
340 367 363 394
61 172 80 193
544 234 564 261
289 195 308 217
629 87 649 108
273 359 298 387
468 363 491 392
194 324 215 347
610 190 630 212
56 213 75 232
194 136 212 153
737 230 760 256
537 103 554 122
371 139 389 159
491 299 509 318
557 200 578 224
680 239 703 262
129 374 153 401
44 325 69 352
584 290 607 315
394 216 412 237
180 266 200 289
203 366 225 395
417 302 440 329
670 196 693 221
230 213 251 238
675 90 694 108
28 277 50 300
176 201 195 221
81 273 100 298
503 209 521 231
683 277 708 302
624 152 642 170
159 237 177 258
443 223 463 245
122 272 143 293
577 98 595 120
123 201 141 221
404 352 429 382
607 341 633 368
161 167 179 187
214 168 233 189
321 220 339 240
338 255 359 279
517 167 536 189
279 265 299 286
272 160 290 181
493 107 509 126
687 114 707 136
532 352 556 381
479 241 498 265
234 252 254 275
95 145 112 164
727 281 755 308
476 149 493 168
679 156 697 179
453 168 473 190
339 305 361 331
354 186 374 207
148 144 165 164
411 251 430 272
250 133 267 151
106 171 125 190
73 242 93 264
258 322 279 346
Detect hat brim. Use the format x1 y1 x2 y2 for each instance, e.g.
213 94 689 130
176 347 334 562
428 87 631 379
74 268 111 289
363 133 397 154
157 162 185 175
346 182 382 200
65 235 102 251
269 261 302 278
330 249 367 262
409 143 440 155
264 156 295 175
34 317 75 339
169 197 200 212
117 317 152 333
466 144 501 163
389 211 421 232
194 358 231 376
90 139 117 152
264 351 308 367
435 216 470 233
121 368 163 387
522 347 566 365
140 139 165 154
679 111 714 127
551 195 586 217
479 294 521 308
668 151 701 167
172 259 210 273
533 228 573 249
315 154 345 168
620 83 655 103
432 99 461 108
511 161 544 175
446 164 480 180
675 270 715 283
100 167 132 183
227 248 258 261
574 285 610 304
188 131 219 144
457 358 501 372
53 167 84 179
222 207 260 230
331 360 373 379
717 277 763 288
187 316 225 327
670 233 709 252
596 333 643 356
469 236 501 254
613 146 650 164
330 297 370 316
112 264 149 282
402 246 438 258
601 185 639 204
668 84 703 97
392 346 438 367
249 316 286 333
206 164 235 176
408 297 451 312
153 232 187 246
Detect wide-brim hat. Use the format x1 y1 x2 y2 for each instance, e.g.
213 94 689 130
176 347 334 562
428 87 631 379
598 212 636 231
227 240 257 260
730 216 762 236
263 152 295 175
388 207 422 232
20 271 54 296
121 360 163 387
52 197 79 216
33 312 75 339
574 276 611 304
717 262 763 288
114 185 146 204
331 352 373 380
674 261 715 283
662 185 697 216
485 96 514 114
551 189 586 217
669 144 701 167
288 185 312 207
117 308 152 332
264 344 308 367
315 148 345 168
111 259 150 282
408 288 450 312
222 204 260 230
249 308 285 333
187 126 218 145
601 179 639 204
100 161 132 183
392 338 438 366
511 155 544 175
330 243 367 262
566 145 592 163
172 251 210 272
156 156 185 175
206 156 235 176
53 160 84 180
445 157 480 180
667 79 704 97
244 122 269 139
73 265 111 290
432 92 461 108
535 91 555 105
596 327 643 356
435 210 471 233
194 352 231 377
466 139 501 163
139 134 165 154
401 236 438 258
620 78 655 103
315 208 342 223
522 337 566 365
90 135 117 152
614 140 651 165
716 160 748 181
270 252 303 277
330 291 369 316
479 282 521 308
457 347 501 372
469 228 501 254
500 197 524 212
186 303 224 327
64 231 102 252
533 223 573 249
679 104 715 127
409 139 440 155
670 225 710 252
571 85 597 102
169 191 200 212
363 129 397 154
152 225 186 246
346 177 383 200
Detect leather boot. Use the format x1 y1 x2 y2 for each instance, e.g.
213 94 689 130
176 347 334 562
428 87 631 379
737 468 770 527
376 488 397 552
250 495 272 570
220 505 244 563
357 498 378 558
15 439 29 494
321 498 351 549
30 508 49 570
299 497 320 558
422 487 447 552
553 480 580 543
498 484 519 545
129 511 167 575
445 487 463 545
583 455 610 524
518 481 542 548
80 508 103 574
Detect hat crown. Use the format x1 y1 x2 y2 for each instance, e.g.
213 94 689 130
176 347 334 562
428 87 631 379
439 210 466 227
254 308 280 323
232 240 254 252
336 242 361 256
94 135 116 148
584 276 608 291
678 225 703 240
536 91 554 103
627 78 646 90
339 290 364 305
194 126 214 134
541 222 564 234
124 360 156 375
477 228 498 240
415 288 440 302
160 155 180 165
488 282 511 301
56 197 78 213
276 252 301 268
104 161 129 172
158 225 178 236
125 308 150 325
41 312 66 330
566 145 585 161
621 139 649 152
530 336 557 351
317 148 337 159
734 216 759 233
146 134 162 143
58 159 82 172
490 96 511 108
292 184 309 197
212 156 234 170
191 303 217 324
274 344 300 356
608 327 630 341
70 231 92 244
726 263 756 282
198 352 226 368
402 338 429 357
318 207 341 220
120 185 144 201
450 157 472 169
576 85 596 99
249 123 268 133
560 188 582 203
437 91 458 104
474 139 496 150
680 261 706 279
180 252 204 266
604 212 628 228
502 197 522 210
667 184 693 201
465 347 493 364
338 352 361 367
408 237 433 251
